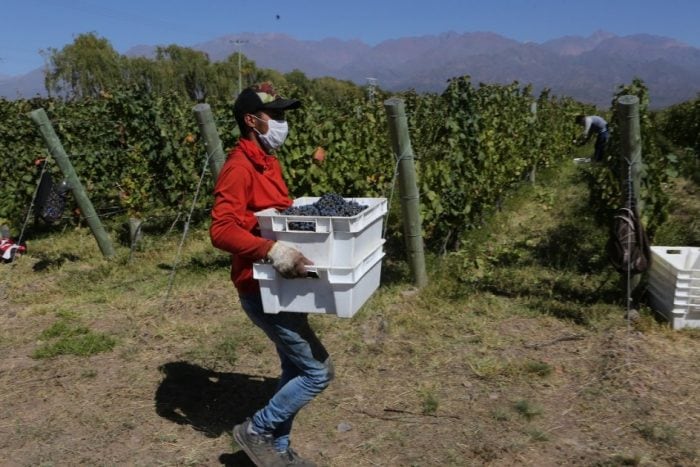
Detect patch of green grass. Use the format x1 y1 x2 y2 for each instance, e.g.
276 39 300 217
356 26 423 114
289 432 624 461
466 356 513 380
525 427 549 442
39 321 89 339
419 388 439 415
182 325 257 369
157 432 178 443
654 219 694 246
428 160 628 331
522 360 553 377
80 369 98 378
524 297 602 326
33 332 116 359
213 336 239 366
33 320 116 359
633 422 679 445
653 174 700 246
596 453 644 466
514 399 542 421
491 407 511 421
679 327 700 339
55 308 80 320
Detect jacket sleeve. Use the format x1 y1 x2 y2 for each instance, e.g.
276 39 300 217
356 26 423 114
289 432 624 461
581 117 592 141
210 163 274 260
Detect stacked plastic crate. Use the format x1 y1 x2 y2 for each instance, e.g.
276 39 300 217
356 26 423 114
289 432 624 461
647 246 700 329
253 197 387 318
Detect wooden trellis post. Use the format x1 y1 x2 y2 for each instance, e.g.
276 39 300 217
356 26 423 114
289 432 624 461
28 108 115 258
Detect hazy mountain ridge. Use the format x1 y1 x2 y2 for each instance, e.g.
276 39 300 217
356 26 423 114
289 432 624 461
3 30 700 108
0 68 45 100
541 30 617 56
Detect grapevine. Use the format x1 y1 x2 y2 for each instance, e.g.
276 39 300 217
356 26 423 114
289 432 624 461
0 77 583 250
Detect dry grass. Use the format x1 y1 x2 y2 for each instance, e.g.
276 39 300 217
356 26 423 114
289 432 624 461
0 160 699 466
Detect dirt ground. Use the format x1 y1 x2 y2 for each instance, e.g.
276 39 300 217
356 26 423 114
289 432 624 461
1 279 699 466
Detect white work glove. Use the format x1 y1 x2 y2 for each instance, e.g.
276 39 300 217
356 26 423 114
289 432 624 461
266 242 313 278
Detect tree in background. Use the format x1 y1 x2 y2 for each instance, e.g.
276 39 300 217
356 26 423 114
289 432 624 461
310 77 366 105
42 34 372 106
154 45 211 102
285 69 312 95
45 32 122 99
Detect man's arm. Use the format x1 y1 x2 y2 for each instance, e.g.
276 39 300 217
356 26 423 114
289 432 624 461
575 117 593 145
210 161 313 278
582 116 593 140
210 164 273 260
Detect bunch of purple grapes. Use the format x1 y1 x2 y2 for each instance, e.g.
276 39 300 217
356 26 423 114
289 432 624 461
281 193 368 231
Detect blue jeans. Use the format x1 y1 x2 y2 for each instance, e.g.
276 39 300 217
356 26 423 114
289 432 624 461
594 129 609 162
238 292 334 453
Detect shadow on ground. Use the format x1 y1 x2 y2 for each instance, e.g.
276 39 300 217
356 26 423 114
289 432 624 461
154 361 277 439
531 221 609 274
32 252 80 271
157 252 231 272
218 452 256 466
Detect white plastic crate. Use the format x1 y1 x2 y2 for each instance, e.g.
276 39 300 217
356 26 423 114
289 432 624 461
253 243 384 318
647 246 700 329
255 197 387 268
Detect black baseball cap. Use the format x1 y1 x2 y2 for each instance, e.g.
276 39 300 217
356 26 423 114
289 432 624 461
233 82 301 123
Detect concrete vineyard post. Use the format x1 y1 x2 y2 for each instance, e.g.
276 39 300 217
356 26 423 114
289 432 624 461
128 217 144 248
193 103 225 182
28 108 115 258
616 95 643 216
616 94 643 292
529 101 538 183
383 97 428 288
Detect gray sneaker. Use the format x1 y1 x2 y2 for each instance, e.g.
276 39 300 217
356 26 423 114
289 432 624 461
233 419 282 467
277 448 317 466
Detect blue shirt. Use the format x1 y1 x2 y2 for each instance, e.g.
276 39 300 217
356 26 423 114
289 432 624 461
581 115 608 139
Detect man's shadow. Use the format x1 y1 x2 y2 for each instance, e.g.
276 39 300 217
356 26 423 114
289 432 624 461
154 361 278 466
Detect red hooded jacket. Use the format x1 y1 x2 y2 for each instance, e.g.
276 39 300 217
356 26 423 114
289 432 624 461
210 138 292 294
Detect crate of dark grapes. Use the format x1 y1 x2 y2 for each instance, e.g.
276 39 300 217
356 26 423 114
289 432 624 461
254 193 387 268
253 194 387 318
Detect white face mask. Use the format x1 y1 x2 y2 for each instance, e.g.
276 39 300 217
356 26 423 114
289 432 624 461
252 115 289 152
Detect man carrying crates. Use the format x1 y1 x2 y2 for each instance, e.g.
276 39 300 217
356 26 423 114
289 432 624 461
210 82 331 467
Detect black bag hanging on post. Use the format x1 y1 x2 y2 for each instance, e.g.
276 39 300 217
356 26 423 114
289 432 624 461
606 207 651 274
35 170 54 213
606 171 651 275
35 172 70 224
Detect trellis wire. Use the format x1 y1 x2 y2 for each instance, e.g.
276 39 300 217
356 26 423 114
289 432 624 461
382 151 411 240
163 153 212 304
625 158 634 330
17 157 51 247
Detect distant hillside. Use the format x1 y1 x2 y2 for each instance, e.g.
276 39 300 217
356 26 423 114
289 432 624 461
3 30 700 108
0 68 45 100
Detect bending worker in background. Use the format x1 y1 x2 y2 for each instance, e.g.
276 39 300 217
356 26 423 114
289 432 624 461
210 82 332 467
574 114 609 162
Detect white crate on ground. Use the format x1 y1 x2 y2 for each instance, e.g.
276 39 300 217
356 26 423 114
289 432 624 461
255 197 387 268
253 242 384 318
647 246 700 329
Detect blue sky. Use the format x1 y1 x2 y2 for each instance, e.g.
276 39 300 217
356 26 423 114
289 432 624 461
2 0 700 76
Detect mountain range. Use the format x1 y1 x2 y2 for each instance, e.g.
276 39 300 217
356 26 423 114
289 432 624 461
2 30 700 109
